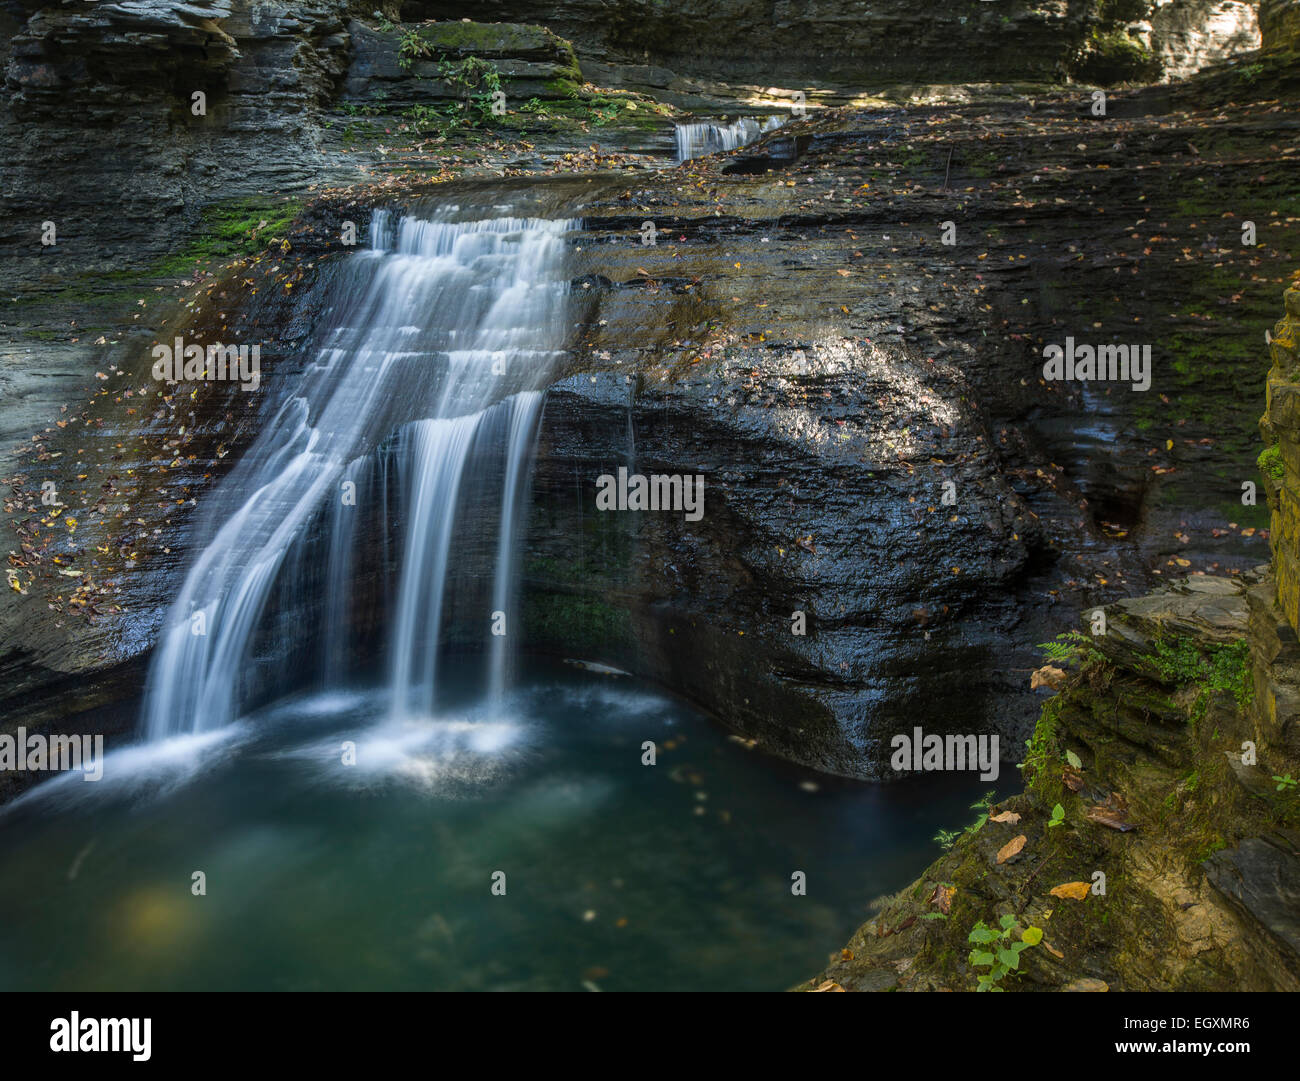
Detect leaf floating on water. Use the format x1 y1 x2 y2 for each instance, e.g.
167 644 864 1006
996 835 1027 864
1049 881 1091 901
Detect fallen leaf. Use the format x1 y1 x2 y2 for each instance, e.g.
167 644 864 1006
997 835 1027 864
1031 664 1066 690
927 883 955 913
1049 881 1091 901
1062 767 1087 793
1086 791 1134 831
812 980 845 992
989 810 1021 824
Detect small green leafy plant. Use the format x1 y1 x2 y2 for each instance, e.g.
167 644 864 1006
1037 630 1100 667
932 826 961 851
1274 773 1297 792
933 793 997 851
967 915 1043 991
1048 803 1066 828
1153 637 1254 714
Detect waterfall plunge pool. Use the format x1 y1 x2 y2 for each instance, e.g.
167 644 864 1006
0 660 997 991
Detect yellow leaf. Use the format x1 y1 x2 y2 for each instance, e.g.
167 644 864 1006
1049 881 1091 901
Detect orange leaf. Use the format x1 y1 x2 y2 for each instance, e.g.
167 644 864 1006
997 835 1027 864
1031 665 1066 690
1049 881 1091 901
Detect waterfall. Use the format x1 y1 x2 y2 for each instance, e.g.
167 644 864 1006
675 116 785 163
143 207 575 740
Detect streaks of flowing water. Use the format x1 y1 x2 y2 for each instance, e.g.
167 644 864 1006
144 208 575 740
674 116 784 163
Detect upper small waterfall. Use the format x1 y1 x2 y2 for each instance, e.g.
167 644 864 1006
674 116 784 163
143 207 576 740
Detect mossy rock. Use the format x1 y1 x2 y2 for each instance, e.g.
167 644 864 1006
1069 30 1163 85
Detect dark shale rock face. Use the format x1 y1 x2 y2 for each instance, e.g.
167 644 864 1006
342 18 584 105
523 342 1044 778
1 0 358 275
405 0 1259 86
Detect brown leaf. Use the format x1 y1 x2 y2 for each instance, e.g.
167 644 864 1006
1031 664 1066 690
996 834 1027 864
1049 881 1091 901
927 883 955 914
989 810 1021 824
1085 806 1135 831
812 980 846 992
1062 767 1086 792
1043 940 1064 959
1086 791 1135 832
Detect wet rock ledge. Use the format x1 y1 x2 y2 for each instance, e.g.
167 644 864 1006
800 284 1300 991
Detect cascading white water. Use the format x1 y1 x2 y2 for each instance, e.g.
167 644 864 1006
674 116 785 163
143 207 575 740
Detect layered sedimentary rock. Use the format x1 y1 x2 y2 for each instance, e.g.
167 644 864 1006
803 283 1300 990
407 0 1260 85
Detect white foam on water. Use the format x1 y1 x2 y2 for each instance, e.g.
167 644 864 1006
1 725 250 815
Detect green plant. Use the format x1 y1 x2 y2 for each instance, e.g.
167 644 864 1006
933 793 997 850
1274 773 1298 792
933 826 961 851
397 27 430 70
403 103 447 134
967 915 1043 991
1048 803 1066 828
1037 630 1103 667
437 56 503 125
590 100 622 126
1153 636 1254 714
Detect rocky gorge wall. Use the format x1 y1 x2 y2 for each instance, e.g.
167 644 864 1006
407 0 1262 85
1 8 1295 799
802 283 1300 991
